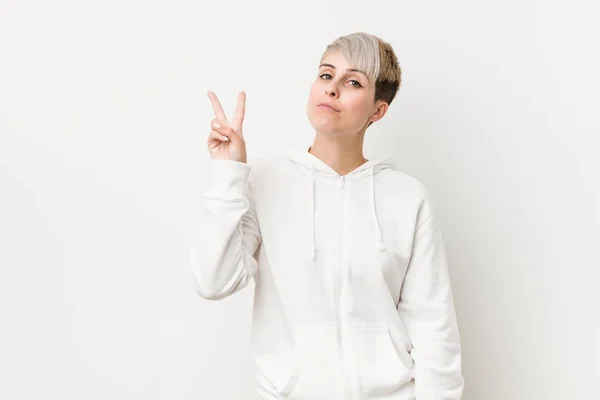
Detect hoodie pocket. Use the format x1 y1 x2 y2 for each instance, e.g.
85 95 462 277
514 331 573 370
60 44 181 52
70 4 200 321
276 324 345 399
348 323 414 397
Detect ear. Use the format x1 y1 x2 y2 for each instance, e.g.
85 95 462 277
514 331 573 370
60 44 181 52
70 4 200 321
369 100 389 124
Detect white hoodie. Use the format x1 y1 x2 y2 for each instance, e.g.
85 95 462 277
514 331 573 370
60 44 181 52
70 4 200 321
189 145 465 400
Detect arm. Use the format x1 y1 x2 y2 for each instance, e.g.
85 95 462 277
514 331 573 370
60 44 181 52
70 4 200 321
189 159 262 300
397 197 465 399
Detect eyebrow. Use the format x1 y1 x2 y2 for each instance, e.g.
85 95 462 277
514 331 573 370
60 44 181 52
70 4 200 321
319 63 369 81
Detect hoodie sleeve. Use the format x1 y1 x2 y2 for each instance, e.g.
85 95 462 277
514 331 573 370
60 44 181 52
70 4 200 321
189 159 262 300
396 196 465 399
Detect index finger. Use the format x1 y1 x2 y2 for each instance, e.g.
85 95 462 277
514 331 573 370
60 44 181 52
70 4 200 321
207 91 228 122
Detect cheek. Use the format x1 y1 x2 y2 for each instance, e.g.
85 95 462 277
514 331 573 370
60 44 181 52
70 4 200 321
307 85 318 108
308 84 319 104
344 98 371 118
314 80 326 94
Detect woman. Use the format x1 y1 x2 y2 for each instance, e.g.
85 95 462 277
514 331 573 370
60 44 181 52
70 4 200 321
190 32 465 400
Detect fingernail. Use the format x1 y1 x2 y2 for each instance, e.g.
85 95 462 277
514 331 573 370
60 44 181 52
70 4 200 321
212 122 221 128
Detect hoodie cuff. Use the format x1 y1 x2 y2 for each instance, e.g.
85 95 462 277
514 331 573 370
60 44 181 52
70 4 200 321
209 159 252 195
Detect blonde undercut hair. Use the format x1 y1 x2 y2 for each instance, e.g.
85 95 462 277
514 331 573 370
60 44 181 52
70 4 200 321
319 32 402 126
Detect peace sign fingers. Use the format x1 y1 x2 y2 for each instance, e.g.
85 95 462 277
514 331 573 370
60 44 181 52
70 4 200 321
204 90 248 163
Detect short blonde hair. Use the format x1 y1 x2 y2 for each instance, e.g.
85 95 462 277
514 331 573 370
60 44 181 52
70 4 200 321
320 32 402 125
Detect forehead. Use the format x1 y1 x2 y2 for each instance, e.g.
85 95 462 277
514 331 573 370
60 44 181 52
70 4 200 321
320 51 351 67
319 51 368 81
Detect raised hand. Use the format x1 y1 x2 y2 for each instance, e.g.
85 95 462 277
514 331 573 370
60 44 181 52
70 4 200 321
206 91 247 163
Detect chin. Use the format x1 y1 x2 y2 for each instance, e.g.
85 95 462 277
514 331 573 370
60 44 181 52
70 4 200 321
307 111 342 135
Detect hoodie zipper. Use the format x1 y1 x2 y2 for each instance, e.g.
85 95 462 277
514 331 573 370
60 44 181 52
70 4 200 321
336 175 354 399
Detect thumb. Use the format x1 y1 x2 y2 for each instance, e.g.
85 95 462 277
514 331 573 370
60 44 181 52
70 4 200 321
216 126 241 143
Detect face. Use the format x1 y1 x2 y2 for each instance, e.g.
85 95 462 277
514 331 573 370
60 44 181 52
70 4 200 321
307 50 388 137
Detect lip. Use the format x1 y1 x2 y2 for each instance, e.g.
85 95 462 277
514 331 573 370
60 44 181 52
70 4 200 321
317 103 340 112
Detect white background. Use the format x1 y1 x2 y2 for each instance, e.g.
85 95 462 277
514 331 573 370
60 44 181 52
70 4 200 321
1 0 599 399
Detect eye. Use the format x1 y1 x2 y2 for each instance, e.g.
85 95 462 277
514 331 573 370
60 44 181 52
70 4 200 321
319 73 363 88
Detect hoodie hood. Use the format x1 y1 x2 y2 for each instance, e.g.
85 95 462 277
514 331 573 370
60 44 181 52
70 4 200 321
285 145 396 263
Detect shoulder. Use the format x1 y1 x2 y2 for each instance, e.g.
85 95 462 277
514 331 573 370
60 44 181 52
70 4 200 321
379 167 428 197
378 167 438 218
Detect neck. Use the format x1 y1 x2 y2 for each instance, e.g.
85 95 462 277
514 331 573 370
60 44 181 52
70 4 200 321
308 131 368 176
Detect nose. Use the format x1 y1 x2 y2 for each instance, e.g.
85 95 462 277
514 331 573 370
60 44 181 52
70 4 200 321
325 85 338 98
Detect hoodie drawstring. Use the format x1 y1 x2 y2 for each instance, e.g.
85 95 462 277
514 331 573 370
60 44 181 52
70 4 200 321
370 165 386 252
310 161 317 261
309 163 386 262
